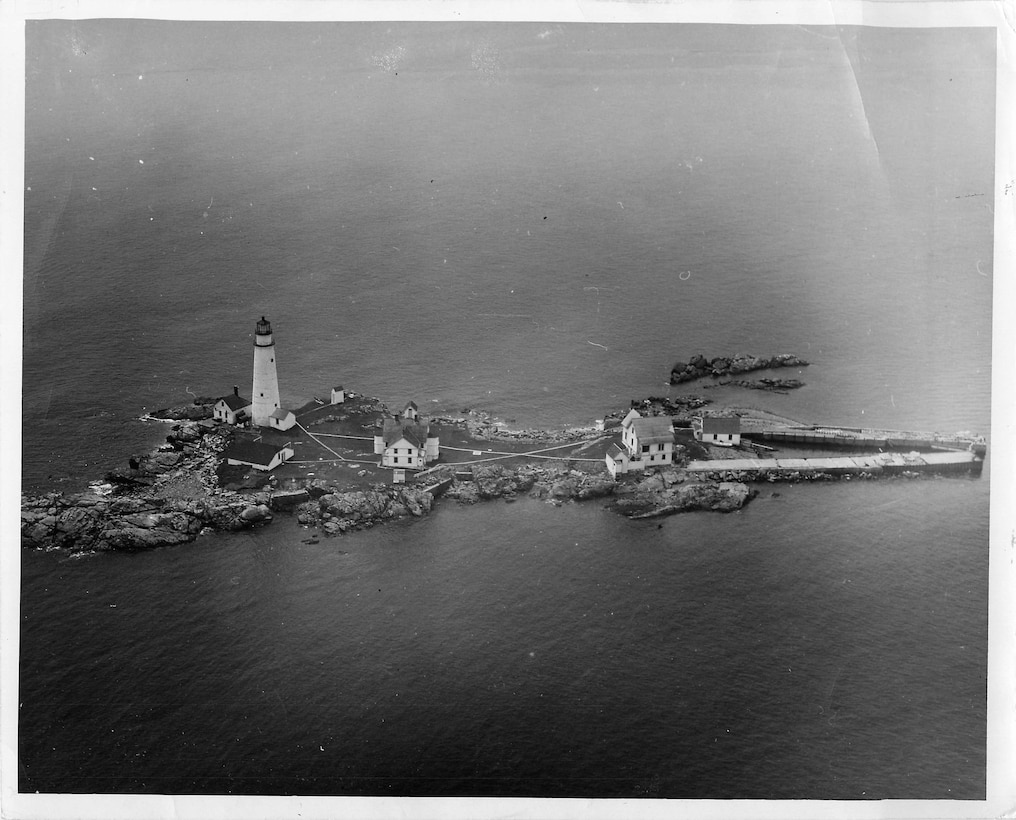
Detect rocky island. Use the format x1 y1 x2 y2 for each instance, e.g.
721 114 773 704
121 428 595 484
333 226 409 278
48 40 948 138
21 347 984 555
20 388 758 554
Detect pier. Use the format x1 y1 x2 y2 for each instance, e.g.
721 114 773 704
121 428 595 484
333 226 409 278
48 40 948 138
685 449 983 478
739 421 987 456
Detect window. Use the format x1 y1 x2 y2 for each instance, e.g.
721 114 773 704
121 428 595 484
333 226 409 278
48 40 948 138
642 444 649 453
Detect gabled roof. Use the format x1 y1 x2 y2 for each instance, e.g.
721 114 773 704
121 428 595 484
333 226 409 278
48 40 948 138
631 416 674 445
382 417 430 449
606 443 628 461
621 409 641 428
702 416 741 434
404 401 418 411
333 385 343 391
270 407 294 420
222 440 287 467
218 394 251 411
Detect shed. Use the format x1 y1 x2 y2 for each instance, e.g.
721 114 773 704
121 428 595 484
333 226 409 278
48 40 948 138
605 443 631 478
268 407 297 431
330 385 345 405
695 416 741 446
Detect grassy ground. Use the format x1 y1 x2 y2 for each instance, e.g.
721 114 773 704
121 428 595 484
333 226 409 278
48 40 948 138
211 393 813 493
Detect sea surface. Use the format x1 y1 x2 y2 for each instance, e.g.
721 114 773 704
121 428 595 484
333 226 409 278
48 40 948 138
18 22 994 799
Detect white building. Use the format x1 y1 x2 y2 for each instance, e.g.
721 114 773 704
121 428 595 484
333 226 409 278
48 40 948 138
373 414 440 470
694 416 741 446
213 387 252 425
251 316 282 427
330 385 345 405
268 407 297 431
606 410 676 477
402 401 419 421
222 439 294 471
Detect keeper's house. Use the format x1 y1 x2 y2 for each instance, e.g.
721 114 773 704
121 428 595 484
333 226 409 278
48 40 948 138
693 416 741 447
214 387 252 425
373 412 440 470
606 411 676 478
221 439 294 471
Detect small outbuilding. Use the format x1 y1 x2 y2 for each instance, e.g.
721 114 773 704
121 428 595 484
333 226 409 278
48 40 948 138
268 407 297 432
694 416 741 446
330 385 345 405
402 401 420 421
214 387 252 425
605 443 631 479
221 440 294 471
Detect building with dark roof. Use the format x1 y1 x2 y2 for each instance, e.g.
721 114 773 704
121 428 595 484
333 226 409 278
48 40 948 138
694 416 741 446
214 387 252 425
372 409 440 470
221 439 294 471
268 407 297 432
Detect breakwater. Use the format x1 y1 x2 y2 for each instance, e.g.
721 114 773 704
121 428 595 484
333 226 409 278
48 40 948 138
741 424 987 455
685 450 982 481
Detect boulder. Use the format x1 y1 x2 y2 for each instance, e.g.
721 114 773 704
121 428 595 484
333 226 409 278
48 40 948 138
471 464 515 499
240 504 272 525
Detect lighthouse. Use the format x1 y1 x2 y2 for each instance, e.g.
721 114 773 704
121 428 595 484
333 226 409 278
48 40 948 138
251 316 281 427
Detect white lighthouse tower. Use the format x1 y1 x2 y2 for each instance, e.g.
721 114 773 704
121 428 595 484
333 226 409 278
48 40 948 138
251 315 281 427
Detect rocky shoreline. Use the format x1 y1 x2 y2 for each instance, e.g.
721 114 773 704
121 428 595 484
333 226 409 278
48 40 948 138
20 405 755 554
670 353 809 385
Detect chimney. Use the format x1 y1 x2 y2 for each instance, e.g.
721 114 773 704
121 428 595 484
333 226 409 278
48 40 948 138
233 385 239 396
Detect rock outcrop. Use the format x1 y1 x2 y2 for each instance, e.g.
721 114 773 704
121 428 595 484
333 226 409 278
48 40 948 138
612 479 753 518
670 353 808 385
294 486 435 534
703 378 806 392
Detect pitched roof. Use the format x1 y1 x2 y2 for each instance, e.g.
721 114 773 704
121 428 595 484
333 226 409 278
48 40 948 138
270 407 294 419
606 443 628 461
382 417 430 449
333 385 343 391
620 409 641 428
702 416 741 434
221 440 287 466
404 401 418 411
218 394 250 411
631 416 674 445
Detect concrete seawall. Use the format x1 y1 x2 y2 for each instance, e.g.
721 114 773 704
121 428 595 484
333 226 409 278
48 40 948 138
685 450 983 479
741 426 987 455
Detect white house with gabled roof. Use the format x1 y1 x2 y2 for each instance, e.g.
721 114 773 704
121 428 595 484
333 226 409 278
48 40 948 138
214 386 252 425
607 410 676 477
373 408 440 470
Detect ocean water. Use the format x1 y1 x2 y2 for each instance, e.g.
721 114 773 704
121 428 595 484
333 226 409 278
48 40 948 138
18 22 993 799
